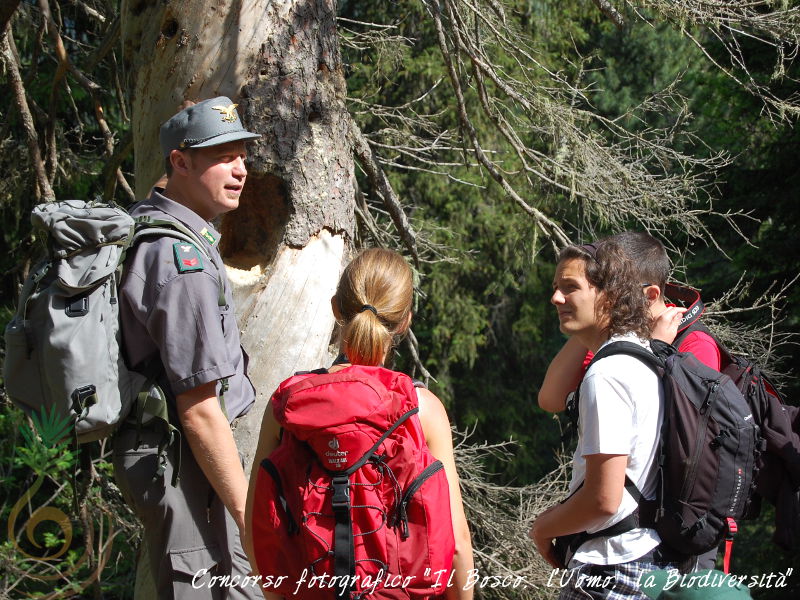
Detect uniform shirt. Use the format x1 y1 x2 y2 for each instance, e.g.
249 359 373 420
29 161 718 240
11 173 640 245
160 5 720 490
569 333 664 565
120 189 255 422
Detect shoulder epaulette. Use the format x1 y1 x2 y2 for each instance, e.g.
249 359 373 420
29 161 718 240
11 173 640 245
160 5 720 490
173 242 204 273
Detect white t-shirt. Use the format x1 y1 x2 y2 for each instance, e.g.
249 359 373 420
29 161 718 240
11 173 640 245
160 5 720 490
568 333 664 565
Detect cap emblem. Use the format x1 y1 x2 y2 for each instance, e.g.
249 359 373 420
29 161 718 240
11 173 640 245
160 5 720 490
211 103 239 123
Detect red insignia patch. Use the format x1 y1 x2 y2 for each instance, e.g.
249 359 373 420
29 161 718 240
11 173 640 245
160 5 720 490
173 242 204 272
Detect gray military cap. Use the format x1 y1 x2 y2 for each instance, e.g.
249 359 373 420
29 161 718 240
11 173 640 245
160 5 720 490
159 96 260 157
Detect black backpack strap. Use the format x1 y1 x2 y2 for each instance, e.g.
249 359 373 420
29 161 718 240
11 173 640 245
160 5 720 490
331 473 354 599
586 341 664 509
554 476 652 565
562 341 662 443
261 459 299 535
589 340 663 375
556 343 663 551
294 368 329 375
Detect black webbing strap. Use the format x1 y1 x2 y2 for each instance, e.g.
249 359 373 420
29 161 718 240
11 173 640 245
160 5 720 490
564 340 663 433
562 341 663 444
261 459 298 535
340 408 419 476
555 476 653 563
70 428 81 515
331 474 354 599
589 340 663 373
556 343 664 564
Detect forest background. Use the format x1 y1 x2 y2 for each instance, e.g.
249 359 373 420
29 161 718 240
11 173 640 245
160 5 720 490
0 0 799 598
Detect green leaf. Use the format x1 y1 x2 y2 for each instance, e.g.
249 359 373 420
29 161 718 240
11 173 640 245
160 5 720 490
31 406 74 446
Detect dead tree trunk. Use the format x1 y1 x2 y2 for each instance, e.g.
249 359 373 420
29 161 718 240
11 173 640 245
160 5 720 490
122 0 356 468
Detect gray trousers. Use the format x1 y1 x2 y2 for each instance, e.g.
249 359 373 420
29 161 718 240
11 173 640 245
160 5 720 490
113 426 261 600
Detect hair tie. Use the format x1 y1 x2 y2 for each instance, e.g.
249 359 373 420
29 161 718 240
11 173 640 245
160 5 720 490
358 304 378 316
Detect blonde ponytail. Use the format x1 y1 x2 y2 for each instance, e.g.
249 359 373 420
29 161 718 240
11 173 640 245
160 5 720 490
335 248 413 366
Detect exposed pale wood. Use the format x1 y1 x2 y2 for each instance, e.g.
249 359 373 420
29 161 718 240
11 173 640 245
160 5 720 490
229 230 346 467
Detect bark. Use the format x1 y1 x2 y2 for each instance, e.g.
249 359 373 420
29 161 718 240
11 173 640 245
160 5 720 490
121 0 356 470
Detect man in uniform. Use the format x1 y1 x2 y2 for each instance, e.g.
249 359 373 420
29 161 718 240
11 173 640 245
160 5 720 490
113 97 261 599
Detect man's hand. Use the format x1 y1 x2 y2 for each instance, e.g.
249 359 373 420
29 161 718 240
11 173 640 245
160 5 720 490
652 306 687 344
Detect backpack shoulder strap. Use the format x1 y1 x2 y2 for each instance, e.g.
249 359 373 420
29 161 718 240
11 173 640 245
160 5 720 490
554 475 649 564
563 341 661 443
557 342 665 564
132 217 209 256
127 217 227 308
589 340 663 374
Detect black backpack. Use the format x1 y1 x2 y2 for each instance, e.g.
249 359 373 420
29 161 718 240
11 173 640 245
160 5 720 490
668 284 800 553
555 338 762 572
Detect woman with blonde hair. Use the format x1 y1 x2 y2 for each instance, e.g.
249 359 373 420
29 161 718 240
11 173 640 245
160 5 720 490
245 248 474 600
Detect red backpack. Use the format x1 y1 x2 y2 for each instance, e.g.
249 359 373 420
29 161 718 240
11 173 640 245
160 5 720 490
251 365 455 599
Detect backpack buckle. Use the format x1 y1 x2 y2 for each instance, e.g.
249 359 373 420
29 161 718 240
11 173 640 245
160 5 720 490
71 385 97 415
331 476 350 510
725 517 738 539
66 296 89 317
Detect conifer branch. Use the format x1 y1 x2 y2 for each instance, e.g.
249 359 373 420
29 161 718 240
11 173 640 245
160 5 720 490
349 115 421 266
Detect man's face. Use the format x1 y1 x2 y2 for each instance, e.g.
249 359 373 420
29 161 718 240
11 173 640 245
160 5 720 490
179 140 248 220
551 258 603 339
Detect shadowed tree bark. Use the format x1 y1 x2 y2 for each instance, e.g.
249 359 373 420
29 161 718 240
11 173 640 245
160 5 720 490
0 0 22 35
